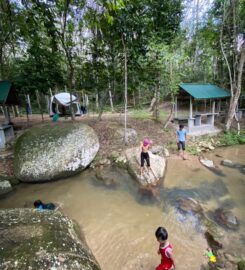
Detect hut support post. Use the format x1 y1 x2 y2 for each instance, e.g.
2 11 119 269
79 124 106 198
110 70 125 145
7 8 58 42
3 105 11 124
210 100 215 125
188 96 194 129
189 96 193 118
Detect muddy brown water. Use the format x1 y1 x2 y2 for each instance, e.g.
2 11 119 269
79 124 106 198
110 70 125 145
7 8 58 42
0 145 244 269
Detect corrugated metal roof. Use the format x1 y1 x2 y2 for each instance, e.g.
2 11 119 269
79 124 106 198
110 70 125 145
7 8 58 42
0 81 11 104
179 83 231 99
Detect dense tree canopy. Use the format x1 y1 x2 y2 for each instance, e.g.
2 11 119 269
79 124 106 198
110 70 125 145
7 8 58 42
0 0 244 128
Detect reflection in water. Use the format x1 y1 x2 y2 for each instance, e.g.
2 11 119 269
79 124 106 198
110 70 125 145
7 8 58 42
0 145 244 269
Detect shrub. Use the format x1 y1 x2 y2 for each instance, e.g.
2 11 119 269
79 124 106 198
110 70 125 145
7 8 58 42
218 131 245 146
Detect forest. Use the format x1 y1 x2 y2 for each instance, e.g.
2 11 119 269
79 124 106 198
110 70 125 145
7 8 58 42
0 0 245 129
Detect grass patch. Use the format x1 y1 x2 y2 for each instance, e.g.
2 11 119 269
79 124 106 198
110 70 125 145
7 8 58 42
130 109 167 120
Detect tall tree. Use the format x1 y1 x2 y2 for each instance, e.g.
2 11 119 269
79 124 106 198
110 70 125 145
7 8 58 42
219 0 245 131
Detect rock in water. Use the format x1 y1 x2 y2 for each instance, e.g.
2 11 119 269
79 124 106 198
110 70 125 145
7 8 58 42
125 147 166 186
200 158 215 168
176 197 203 215
0 209 101 270
213 208 239 230
0 180 12 196
14 123 100 182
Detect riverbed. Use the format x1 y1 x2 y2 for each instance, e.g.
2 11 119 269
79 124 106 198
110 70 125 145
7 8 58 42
0 145 244 269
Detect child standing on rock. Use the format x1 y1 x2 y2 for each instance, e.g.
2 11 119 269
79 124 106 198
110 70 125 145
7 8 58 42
140 138 159 183
155 227 175 270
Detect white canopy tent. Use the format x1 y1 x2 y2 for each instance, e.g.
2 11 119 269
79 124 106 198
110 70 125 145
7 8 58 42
49 92 81 116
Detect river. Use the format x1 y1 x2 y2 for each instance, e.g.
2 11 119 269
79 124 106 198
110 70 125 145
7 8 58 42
0 145 244 269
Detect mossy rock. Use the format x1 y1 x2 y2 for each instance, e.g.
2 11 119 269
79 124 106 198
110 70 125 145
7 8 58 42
14 123 100 182
238 261 245 270
0 208 101 270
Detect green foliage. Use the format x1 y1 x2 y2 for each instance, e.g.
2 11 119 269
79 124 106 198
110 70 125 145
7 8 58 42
130 109 167 120
237 260 245 270
218 131 245 146
186 145 199 155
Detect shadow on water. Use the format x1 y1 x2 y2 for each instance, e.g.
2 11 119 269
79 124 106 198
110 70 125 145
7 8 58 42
160 178 229 206
91 166 162 205
90 167 233 210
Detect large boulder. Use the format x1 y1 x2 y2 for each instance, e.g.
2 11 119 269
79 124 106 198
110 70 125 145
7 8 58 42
125 147 166 186
14 123 100 182
0 209 101 270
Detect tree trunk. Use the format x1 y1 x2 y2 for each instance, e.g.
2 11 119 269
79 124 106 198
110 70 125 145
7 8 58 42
148 94 156 112
138 88 141 107
69 68 75 121
163 103 175 129
225 42 245 130
122 34 128 144
108 87 114 112
36 90 44 121
96 93 99 111
219 0 245 131
153 79 160 121
97 91 108 121
14 105 19 117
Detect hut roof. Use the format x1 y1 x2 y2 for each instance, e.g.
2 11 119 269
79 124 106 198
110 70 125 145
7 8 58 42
179 83 231 99
0 81 19 105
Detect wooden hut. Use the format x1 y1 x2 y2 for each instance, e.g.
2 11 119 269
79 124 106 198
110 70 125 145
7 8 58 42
174 83 231 135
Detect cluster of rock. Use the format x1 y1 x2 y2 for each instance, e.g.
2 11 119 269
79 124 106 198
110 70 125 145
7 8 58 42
0 208 101 270
176 197 242 270
193 138 219 153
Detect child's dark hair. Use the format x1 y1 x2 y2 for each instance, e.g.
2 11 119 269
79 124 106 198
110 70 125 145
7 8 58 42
155 227 168 241
179 124 184 129
34 200 42 208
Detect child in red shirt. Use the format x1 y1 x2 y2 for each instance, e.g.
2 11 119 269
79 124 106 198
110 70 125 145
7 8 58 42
155 227 175 270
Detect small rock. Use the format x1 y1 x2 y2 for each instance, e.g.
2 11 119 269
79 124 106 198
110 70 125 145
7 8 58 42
99 158 111 166
0 180 12 196
224 253 236 264
111 151 120 159
200 158 215 168
213 208 239 230
207 143 215 150
176 197 203 214
221 160 233 167
163 148 170 157
115 156 127 163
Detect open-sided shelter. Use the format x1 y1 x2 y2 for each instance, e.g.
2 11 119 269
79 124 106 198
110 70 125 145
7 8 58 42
49 92 81 117
237 93 245 119
175 83 231 135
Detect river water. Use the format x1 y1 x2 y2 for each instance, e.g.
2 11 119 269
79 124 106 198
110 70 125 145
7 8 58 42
0 145 244 270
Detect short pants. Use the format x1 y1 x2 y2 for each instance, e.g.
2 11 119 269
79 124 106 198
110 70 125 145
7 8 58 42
141 152 150 167
177 141 185 151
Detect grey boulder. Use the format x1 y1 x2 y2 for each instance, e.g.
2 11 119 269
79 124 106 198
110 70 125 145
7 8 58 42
14 123 99 182
0 208 101 270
